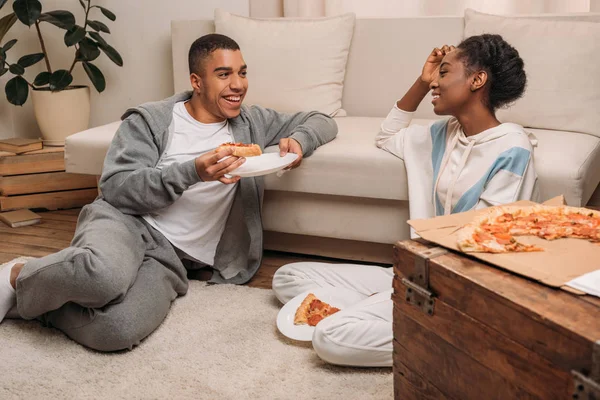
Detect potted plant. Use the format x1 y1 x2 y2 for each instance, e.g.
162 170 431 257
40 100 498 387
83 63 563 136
0 0 122 145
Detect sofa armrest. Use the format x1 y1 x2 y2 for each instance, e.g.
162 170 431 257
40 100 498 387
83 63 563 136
64 121 121 175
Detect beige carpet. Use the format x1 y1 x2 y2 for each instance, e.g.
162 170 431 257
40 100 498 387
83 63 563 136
0 258 392 400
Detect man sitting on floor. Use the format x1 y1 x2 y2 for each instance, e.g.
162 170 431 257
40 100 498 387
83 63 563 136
0 33 337 351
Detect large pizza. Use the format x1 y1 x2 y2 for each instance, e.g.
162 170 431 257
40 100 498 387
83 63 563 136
457 205 600 253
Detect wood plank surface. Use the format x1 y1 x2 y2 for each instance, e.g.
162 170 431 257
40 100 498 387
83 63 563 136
393 313 534 400
0 151 65 176
0 188 97 211
38 210 81 222
395 240 600 374
0 172 97 195
21 147 64 155
393 356 452 400
0 231 71 251
393 275 570 399
0 223 75 241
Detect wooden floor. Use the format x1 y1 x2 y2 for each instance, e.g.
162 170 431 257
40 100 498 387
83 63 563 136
0 208 356 290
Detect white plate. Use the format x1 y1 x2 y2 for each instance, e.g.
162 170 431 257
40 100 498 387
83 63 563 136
276 287 366 342
228 152 299 178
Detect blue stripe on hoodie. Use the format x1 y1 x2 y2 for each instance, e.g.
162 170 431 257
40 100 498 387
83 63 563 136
452 146 531 213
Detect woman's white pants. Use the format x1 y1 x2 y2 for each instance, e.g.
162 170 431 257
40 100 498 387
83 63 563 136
272 262 394 367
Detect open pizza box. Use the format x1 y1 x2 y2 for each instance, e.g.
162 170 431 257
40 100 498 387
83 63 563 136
408 196 600 296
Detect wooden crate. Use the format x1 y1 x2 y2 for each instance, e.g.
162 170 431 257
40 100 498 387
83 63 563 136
393 240 600 400
0 147 98 211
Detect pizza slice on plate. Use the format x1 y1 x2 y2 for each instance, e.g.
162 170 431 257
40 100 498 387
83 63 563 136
294 293 341 326
217 142 262 157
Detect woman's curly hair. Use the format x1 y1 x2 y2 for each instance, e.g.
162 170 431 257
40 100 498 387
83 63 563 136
456 34 526 111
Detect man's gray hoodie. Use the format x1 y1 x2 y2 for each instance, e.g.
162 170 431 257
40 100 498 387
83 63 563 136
98 91 337 284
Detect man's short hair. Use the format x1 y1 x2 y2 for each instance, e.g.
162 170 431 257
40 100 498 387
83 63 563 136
188 33 240 75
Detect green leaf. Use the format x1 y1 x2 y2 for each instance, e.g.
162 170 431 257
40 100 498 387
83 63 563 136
49 69 72 91
0 0 9 9
38 10 75 30
82 61 105 93
17 52 44 68
87 20 110 34
9 63 24 75
2 38 16 52
78 0 86 10
87 31 107 47
12 0 42 27
0 49 5 65
97 6 116 21
77 37 100 61
0 67 7 77
5 76 29 105
33 71 50 86
64 25 86 47
99 42 122 67
0 13 18 44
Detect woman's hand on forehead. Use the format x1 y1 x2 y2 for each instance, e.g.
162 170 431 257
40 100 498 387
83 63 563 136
421 44 456 84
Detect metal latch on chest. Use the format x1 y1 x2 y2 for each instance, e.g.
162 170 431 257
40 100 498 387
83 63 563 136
401 247 447 316
572 340 600 399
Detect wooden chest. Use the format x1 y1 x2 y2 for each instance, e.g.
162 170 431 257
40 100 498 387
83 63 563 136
0 147 97 211
393 240 600 400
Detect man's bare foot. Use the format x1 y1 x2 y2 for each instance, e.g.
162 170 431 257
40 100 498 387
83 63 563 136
10 263 24 289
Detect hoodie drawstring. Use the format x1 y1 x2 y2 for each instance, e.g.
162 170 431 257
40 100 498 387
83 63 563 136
433 133 476 216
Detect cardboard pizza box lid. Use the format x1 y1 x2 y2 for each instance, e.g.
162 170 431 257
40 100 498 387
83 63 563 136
408 195 599 289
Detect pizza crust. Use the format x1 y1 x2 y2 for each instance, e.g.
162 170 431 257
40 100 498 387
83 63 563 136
217 142 262 157
294 293 317 325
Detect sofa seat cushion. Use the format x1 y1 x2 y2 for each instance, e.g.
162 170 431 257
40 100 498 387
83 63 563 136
264 116 414 201
265 117 600 207
65 121 121 175
64 117 600 207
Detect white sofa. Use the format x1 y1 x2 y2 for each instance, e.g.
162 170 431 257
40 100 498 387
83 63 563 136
65 12 600 263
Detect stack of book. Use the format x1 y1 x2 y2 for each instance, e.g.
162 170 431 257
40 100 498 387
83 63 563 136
0 138 44 154
0 138 98 212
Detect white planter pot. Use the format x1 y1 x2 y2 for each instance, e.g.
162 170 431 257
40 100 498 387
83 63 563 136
32 86 91 146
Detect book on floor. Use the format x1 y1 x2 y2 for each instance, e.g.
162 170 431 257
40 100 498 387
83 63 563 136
0 209 41 228
0 138 43 154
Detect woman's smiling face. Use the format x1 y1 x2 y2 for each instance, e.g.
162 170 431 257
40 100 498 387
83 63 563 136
429 50 475 116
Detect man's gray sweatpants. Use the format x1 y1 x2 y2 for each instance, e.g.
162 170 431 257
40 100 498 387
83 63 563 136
15 199 189 352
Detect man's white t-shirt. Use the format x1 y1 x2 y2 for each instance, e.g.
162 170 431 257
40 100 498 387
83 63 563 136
142 101 237 265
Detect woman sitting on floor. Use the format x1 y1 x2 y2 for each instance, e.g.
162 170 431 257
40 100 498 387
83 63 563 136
272 33 539 367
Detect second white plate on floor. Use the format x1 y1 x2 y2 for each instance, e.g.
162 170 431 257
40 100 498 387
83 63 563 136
276 287 365 342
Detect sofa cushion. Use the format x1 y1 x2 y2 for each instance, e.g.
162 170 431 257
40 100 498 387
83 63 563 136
264 116 411 201
64 121 121 175
528 128 600 206
65 117 600 208
214 9 355 117
265 117 600 207
464 9 600 137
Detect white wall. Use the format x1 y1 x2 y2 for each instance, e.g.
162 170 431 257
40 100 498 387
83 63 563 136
335 0 591 17
253 0 592 17
0 0 249 139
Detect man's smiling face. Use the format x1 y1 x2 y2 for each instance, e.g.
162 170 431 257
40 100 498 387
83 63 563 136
193 49 248 122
